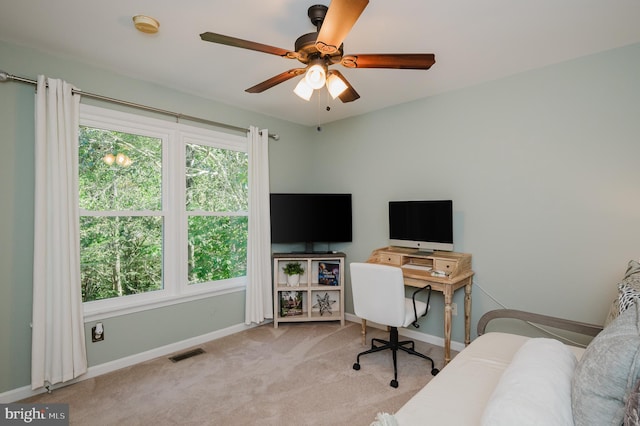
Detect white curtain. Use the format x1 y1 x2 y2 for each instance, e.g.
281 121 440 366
31 76 87 390
245 126 273 324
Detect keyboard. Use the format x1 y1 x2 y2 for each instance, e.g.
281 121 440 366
401 264 432 272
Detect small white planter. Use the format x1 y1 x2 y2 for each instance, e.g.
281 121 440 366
287 274 300 287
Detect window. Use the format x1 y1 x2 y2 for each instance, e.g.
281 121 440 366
185 140 248 284
79 105 248 319
79 127 163 302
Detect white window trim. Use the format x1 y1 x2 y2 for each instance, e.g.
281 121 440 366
80 104 248 322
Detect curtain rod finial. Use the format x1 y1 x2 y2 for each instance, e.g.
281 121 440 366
0 71 9 82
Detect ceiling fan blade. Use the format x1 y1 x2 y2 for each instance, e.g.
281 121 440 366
341 54 436 70
316 0 369 55
329 70 360 103
200 32 295 58
245 69 307 93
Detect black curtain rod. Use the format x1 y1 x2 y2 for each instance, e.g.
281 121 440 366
0 70 279 141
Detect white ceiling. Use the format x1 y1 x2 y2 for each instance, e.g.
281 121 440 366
1 0 640 126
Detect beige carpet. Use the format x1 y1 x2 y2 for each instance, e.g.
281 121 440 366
23 321 446 425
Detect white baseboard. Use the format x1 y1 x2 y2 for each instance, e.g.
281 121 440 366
0 321 261 403
344 313 466 352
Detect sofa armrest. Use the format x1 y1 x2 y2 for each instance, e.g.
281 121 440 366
477 309 603 337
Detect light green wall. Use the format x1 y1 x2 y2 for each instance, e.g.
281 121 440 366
0 76 35 395
315 43 640 341
83 293 247 366
0 40 314 394
2 38 640 395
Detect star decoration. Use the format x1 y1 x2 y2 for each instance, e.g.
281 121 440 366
313 292 336 316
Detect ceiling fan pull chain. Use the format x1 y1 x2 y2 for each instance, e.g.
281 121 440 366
316 89 321 131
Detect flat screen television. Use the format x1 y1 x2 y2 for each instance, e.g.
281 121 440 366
270 193 352 252
388 200 453 252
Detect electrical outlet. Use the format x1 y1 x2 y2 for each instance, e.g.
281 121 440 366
92 322 104 342
451 303 458 316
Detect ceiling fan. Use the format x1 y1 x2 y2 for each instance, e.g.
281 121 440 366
200 0 435 103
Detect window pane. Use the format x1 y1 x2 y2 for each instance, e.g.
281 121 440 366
79 126 162 211
81 216 163 302
186 144 248 211
188 216 248 284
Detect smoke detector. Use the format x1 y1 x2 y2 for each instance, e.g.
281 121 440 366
133 15 160 34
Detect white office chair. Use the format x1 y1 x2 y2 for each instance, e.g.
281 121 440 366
350 262 439 388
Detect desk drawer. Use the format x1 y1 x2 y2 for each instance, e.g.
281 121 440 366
378 253 403 266
433 259 457 274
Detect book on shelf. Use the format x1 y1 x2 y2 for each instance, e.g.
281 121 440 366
318 262 340 286
279 291 303 317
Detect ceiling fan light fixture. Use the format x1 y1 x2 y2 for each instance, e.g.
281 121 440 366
294 78 313 101
326 73 348 99
304 60 327 90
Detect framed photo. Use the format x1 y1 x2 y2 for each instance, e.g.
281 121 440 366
279 291 303 317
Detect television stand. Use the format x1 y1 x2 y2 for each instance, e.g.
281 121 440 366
300 242 337 254
273 252 346 328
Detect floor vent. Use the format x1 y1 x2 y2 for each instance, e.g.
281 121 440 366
169 348 205 363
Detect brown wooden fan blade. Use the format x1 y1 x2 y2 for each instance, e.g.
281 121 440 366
245 69 306 93
341 54 436 70
329 70 360 103
316 0 369 55
200 32 294 57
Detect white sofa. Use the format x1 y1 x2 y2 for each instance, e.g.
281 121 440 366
374 260 640 426
386 308 640 426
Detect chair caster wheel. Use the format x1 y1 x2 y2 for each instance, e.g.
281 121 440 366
353 363 360 371
390 379 398 388
431 368 440 376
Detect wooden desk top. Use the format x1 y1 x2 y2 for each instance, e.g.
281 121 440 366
366 246 473 287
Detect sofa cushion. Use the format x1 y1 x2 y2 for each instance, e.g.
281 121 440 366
480 338 577 426
394 333 531 426
572 303 640 426
370 412 398 426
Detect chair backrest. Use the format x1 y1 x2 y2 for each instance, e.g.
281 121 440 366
350 262 407 328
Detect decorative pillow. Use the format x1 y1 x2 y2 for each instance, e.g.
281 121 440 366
572 303 640 426
624 379 640 426
480 338 577 426
618 260 640 315
605 297 621 327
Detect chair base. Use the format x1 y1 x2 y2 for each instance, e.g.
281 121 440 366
352 326 439 388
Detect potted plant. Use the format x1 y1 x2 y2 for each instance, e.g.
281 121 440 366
283 262 305 286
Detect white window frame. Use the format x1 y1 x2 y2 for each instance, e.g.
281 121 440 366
80 105 248 322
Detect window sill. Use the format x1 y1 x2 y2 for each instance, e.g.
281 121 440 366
83 280 246 323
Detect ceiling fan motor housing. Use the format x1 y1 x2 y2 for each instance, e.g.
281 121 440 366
295 32 343 65
308 4 329 30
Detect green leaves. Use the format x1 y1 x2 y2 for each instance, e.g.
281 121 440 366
80 216 162 301
186 143 248 211
187 216 247 284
